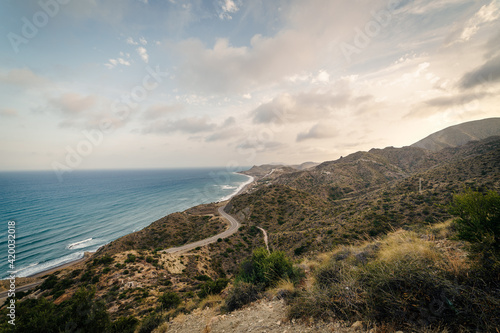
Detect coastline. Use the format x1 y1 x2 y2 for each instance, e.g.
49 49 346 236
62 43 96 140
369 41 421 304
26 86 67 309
12 173 254 284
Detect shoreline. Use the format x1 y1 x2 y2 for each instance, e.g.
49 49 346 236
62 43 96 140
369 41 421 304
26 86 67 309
12 173 255 283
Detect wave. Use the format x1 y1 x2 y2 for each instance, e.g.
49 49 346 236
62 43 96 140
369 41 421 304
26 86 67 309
14 261 39 274
67 238 93 250
218 174 254 202
15 252 84 278
221 185 237 190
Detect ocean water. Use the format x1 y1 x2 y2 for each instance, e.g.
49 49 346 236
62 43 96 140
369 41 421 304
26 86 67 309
0 168 252 279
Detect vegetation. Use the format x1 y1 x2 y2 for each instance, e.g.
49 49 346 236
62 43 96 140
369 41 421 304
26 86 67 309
223 248 303 312
2 137 498 331
158 291 181 310
287 191 500 331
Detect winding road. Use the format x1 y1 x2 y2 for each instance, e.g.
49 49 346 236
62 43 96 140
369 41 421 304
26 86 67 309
0 205 245 302
161 205 241 254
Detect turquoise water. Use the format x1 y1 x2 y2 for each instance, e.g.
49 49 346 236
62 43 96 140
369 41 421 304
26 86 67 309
0 168 251 278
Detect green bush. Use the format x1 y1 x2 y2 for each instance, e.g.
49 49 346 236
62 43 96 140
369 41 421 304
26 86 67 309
450 189 500 250
125 254 136 263
110 316 139 333
237 248 302 288
159 291 181 310
198 278 229 298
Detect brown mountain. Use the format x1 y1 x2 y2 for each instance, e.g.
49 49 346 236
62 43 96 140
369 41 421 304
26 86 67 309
411 117 500 151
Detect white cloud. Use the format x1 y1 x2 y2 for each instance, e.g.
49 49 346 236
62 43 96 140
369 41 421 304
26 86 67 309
313 70 330 84
455 1 499 43
136 46 149 63
139 37 148 45
126 37 138 45
105 57 131 69
219 0 240 20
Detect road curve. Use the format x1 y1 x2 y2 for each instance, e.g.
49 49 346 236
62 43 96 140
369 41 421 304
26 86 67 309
162 205 240 255
0 281 43 303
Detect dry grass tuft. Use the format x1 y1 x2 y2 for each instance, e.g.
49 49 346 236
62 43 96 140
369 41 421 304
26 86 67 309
377 230 442 265
198 294 223 310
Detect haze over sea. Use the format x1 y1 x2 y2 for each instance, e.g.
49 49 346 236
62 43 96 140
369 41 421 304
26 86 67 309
0 168 252 279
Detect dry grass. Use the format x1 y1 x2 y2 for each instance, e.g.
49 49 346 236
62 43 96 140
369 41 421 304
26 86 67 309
198 294 223 310
152 321 169 333
377 230 442 265
288 228 500 331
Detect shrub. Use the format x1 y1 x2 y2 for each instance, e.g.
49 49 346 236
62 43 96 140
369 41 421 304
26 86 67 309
125 254 136 263
288 230 500 331
198 278 229 298
159 291 181 310
237 248 301 288
138 313 163 333
450 189 500 250
224 282 260 312
111 316 139 333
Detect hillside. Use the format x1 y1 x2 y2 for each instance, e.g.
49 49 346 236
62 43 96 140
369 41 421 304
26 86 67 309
411 117 500 151
228 137 500 257
1 132 499 332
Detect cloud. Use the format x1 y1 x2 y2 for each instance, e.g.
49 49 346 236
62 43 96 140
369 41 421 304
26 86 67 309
0 68 48 87
141 104 183 120
144 116 217 134
139 37 148 45
250 90 359 124
173 0 400 94
297 122 337 142
0 108 18 117
218 0 241 19
459 1 499 42
236 140 286 153
205 127 241 142
105 57 131 69
406 91 489 119
459 54 500 89
126 37 138 45
136 46 149 63
46 93 128 130
50 93 98 115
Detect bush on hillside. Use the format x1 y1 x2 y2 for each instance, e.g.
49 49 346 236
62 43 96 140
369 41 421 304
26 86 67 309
450 189 500 249
223 282 260 312
287 231 500 331
159 291 181 310
236 248 302 288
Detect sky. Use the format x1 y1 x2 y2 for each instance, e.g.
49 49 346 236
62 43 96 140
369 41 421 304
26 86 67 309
0 0 499 173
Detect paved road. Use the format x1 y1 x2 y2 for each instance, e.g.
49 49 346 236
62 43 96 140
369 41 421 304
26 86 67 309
0 206 241 302
162 205 241 254
0 281 43 303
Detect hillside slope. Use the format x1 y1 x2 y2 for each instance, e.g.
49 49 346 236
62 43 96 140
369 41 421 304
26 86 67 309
411 117 500 151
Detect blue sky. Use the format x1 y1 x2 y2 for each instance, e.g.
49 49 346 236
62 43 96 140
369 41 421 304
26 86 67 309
1 0 499 172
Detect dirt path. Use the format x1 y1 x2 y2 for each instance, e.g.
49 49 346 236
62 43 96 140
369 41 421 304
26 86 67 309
257 226 269 252
165 299 370 332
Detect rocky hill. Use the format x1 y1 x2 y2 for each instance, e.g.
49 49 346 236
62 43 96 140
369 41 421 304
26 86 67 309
411 117 500 151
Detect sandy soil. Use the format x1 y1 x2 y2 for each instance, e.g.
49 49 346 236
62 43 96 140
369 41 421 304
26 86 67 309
164 299 375 333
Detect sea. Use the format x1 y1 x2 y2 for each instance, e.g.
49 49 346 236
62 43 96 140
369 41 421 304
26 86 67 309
0 168 253 279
